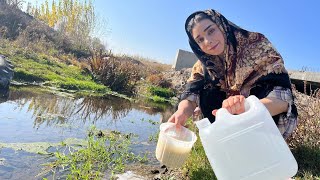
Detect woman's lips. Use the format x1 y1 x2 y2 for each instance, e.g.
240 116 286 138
209 43 219 51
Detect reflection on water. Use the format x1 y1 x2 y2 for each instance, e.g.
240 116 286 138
77 95 132 122
0 87 176 179
5 87 175 128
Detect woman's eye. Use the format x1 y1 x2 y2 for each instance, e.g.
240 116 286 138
197 37 204 44
208 28 215 35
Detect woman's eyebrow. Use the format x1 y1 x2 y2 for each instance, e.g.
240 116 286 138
195 25 213 40
203 25 213 32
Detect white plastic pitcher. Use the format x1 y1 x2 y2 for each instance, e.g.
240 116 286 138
156 122 197 168
195 95 298 180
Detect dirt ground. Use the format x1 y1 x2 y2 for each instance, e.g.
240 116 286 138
116 163 188 180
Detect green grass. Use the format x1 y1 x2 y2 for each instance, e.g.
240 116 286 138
150 95 167 103
11 53 107 92
148 86 175 98
0 42 109 93
39 127 147 179
182 119 217 180
139 85 177 104
292 145 320 180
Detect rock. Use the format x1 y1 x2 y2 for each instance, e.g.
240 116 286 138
150 169 160 174
0 55 14 96
0 158 5 166
161 167 168 174
115 171 146 180
153 174 162 180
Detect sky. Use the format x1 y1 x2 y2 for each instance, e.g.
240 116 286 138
24 0 319 70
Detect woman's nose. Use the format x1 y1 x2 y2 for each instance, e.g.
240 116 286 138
204 38 212 45
206 39 212 46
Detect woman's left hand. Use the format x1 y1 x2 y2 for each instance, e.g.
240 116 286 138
212 95 245 116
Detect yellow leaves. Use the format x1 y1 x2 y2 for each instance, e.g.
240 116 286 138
31 0 95 36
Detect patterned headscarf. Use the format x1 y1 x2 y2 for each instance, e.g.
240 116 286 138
185 9 288 97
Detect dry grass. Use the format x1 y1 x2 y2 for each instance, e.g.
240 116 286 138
286 89 320 179
146 74 172 88
89 51 142 94
131 55 171 73
288 89 320 148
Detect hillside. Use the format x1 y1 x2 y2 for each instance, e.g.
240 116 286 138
0 2 172 98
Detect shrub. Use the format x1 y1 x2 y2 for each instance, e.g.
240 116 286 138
287 89 320 149
146 74 171 88
89 52 142 95
148 86 175 98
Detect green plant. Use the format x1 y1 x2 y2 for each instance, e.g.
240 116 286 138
38 126 146 179
150 95 167 103
148 86 175 98
286 89 320 179
89 52 142 95
182 119 217 180
291 145 320 179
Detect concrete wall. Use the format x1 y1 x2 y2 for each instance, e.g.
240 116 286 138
288 70 320 83
288 70 320 94
172 49 198 70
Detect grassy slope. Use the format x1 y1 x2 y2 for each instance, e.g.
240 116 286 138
0 41 108 94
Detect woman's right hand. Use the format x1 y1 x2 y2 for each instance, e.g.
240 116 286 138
212 95 245 116
168 99 196 128
168 109 189 127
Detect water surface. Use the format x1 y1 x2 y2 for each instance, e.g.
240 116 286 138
0 87 174 179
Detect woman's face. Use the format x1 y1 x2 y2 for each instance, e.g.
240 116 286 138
192 19 225 55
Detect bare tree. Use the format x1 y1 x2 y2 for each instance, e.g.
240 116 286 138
5 0 25 9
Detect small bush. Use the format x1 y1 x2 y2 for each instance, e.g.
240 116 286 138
146 74 171 88
89 52 142 95
150 95 167 103
287 89 320 149
148 86 175 98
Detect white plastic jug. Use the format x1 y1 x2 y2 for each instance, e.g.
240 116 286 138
156 122 197 168
195 95 298 180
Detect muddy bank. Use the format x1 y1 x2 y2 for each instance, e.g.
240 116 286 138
115 163 187 180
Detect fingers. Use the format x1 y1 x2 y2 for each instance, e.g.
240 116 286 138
167 113 181 132
212 109 218 116
238 95 245 114
234 97 241 114
222 99 232 113
222 95 246 115
168 114 175 123
167 110 187 128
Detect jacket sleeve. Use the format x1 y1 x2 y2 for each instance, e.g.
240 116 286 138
266 86 298 139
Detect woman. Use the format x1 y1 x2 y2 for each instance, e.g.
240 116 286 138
168 9 297 139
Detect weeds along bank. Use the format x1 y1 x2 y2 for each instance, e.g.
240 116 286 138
0 38 174 101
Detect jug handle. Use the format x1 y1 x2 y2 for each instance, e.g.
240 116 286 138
215 95 265 123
